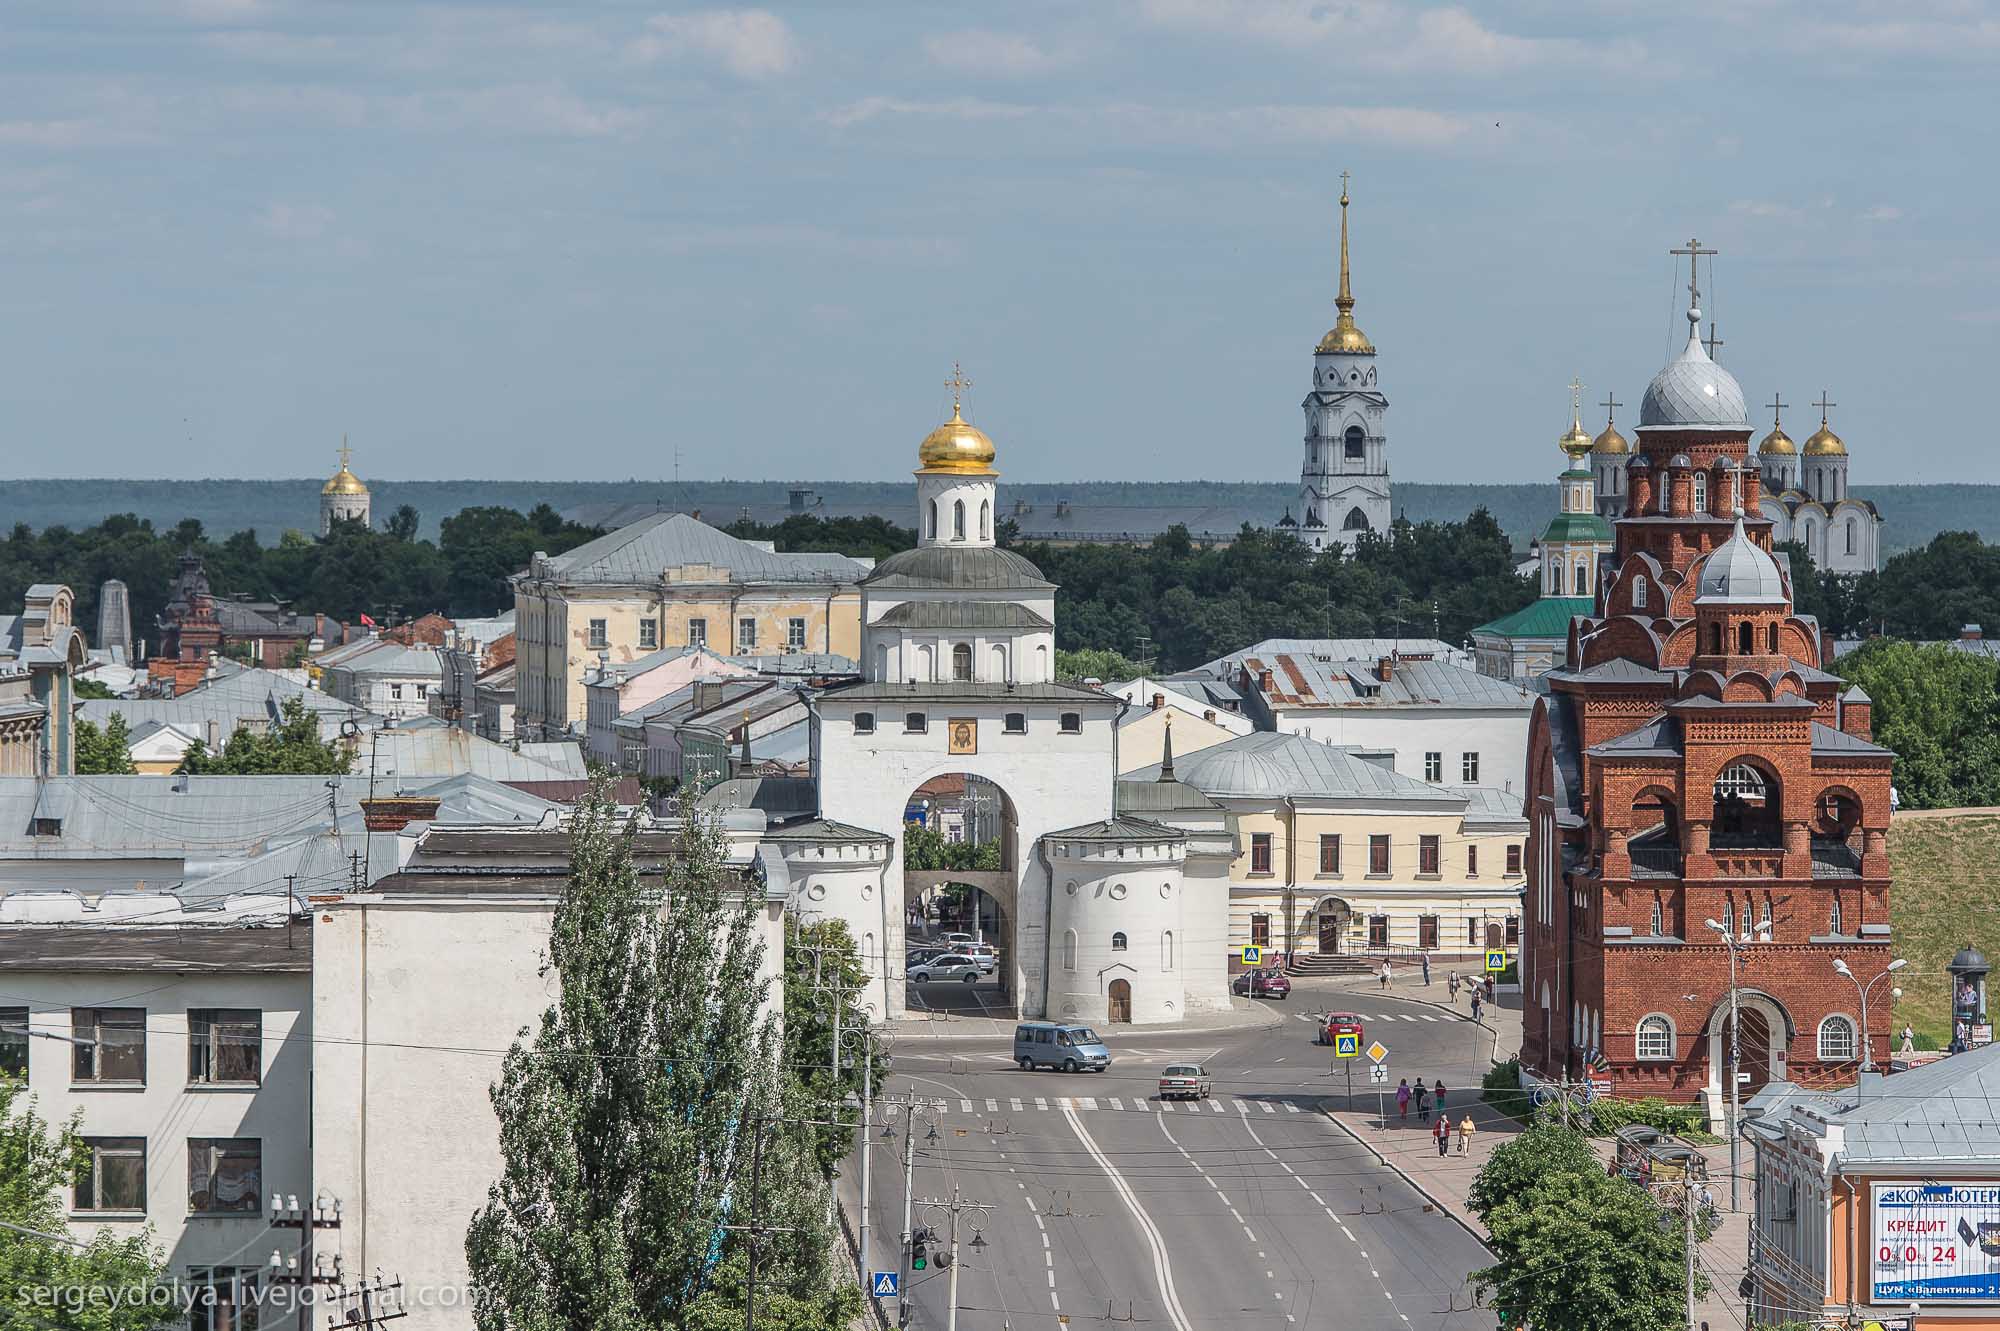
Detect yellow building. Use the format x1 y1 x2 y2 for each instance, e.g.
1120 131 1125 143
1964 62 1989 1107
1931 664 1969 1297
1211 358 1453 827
510 513 867 739
1129 730 1525 964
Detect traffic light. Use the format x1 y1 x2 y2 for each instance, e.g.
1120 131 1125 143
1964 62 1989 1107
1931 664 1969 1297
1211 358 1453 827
911 1226 930 1271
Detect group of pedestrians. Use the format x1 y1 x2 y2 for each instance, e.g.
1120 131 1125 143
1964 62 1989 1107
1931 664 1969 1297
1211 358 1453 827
1394 1076 1477 1156
1446 971 1494 1022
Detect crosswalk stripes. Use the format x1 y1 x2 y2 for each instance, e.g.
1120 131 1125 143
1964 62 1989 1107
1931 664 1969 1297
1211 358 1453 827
932 1096 1310 1116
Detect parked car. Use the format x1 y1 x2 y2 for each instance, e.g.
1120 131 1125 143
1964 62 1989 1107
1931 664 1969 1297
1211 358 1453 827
909 954 982 984
1013 1022 1112 1073
962 942 999 973
1158 1064 1212 1100
940 931 976 947
1233 968 1291 999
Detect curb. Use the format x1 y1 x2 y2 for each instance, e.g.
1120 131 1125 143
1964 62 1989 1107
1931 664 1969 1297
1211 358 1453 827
884 1004 1287 1044
1315 1097 1494 1256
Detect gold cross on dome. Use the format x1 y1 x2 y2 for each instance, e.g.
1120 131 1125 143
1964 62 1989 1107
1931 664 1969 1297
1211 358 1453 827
1340 168 1351 202
1600 391 1622 422
945 363 972 412
1768 392 1788 423
338 435 352 470
1814 390 1836 423
1568 377 1584 417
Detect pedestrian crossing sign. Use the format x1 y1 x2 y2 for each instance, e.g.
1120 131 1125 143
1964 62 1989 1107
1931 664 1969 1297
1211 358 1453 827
870 1272 898 1297
1484 948 1508 972
1241 945 1263 966
1334 1032 1360 1057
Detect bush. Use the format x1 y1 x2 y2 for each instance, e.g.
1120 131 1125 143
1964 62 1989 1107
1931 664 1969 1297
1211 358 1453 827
1480 1060 1717 1139
1481 1058 1534 1124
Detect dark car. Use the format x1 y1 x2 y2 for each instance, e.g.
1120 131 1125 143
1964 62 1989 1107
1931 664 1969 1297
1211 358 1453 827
1232 968 1291 999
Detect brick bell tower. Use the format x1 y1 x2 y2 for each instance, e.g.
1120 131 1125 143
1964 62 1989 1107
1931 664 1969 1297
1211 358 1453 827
1520 240 1894 1126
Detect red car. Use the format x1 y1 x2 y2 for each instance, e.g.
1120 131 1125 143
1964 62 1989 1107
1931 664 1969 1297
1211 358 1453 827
1321 1012 1365 1046
1233 968 1291 999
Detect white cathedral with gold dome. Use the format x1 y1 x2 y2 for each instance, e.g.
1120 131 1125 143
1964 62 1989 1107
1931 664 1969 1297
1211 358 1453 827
319 442 371 536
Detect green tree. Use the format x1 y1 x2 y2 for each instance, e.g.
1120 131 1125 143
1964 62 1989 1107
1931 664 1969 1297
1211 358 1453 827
0 1076 170 1330
72 678 118 701
73 714 137 775
1464 1122 1602 1219
1054 648 1149 683
1474 1166 1700 1331
901 820 1000 871
385 504 421 542
783 916 889 1176
464 785 856 1331
1838 638 2000 809
176 697 352 775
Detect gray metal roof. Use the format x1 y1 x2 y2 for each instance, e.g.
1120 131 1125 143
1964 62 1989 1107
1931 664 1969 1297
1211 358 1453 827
1114 778 1222 814
1547 658 1675 685
698 776 817 817
0 924 312 972
823 681 1114 705
1589 715 1681 758
1545 694 1585 821
79 668 374 739
1638 322 1749 431
327 642 444 680
871 600 1053 631
1045 815 1185 844
764 817 890 844
540 512 866 586
1232 651 1535 712
1695 518 1788 605
1749 1044 2000 1166
1811 721 1892 755
1197 638 1472 675
1452 785 1528 826
1126 731 1466 805
364 729 586 781
862 544 1051 591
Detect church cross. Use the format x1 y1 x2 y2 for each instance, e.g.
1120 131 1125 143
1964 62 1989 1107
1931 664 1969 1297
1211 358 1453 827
1814 390 1836 423
1668 236 1718 311
1568 376 1584 417
1767 392 1788 424
1600 391 1622 424
945 362 972 412
338 435 351 470
1704 321 1724 357
1339 168 1351 200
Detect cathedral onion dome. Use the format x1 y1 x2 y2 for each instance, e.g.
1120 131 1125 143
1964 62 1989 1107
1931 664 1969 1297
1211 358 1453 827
1695 513 1787 605
1592 418 1630 455
1315 177 1375 355
1758 414 1796 456
916 402 997 475
1638 306 1749 432
1803 413 1847 456
323 458 368 495
1559 412 1594 462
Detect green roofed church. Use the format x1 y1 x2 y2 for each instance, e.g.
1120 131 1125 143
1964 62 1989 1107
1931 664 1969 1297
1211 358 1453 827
1473 382 1614 681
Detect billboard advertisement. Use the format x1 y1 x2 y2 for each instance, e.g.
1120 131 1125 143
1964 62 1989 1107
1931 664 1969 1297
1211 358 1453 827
1873 1183 2000 1303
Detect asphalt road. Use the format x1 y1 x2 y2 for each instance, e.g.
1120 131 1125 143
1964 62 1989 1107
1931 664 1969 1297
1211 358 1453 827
857 986 1503 1330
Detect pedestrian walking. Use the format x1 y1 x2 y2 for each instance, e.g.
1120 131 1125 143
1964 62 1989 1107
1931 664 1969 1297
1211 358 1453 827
1434 1114 1451 1158
1901 1024 1915 1057
1396 1078 1411 1120
1485 974 1497 1002
1457 1114 1476 1155
1470 992 1483 1024
1433 1078 1447 1112
1415 1080 1431 1123
1448 972 1459 1001
1380 959 1392 990
1421 953 1431 987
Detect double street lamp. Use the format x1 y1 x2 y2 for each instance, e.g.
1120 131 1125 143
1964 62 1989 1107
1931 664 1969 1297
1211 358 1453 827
1703 916 1770 1212
1832 956 1907 1071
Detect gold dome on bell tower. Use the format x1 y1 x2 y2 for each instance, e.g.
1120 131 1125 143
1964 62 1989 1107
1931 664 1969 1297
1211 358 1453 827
1315 173 1375 355
1558 378 1594 462
916 364 998 476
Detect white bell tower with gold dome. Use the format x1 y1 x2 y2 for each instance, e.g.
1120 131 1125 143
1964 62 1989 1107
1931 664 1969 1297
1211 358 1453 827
914 364 998 549
319 439 371 536
1291 174 1391 551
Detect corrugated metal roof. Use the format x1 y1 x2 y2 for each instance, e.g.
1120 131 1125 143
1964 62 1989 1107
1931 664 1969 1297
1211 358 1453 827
1045 815 1185 843
824 681 1113 704
365 729 586 781
1237 652 1535 711
862 545 1052 590
871 600 1053 630
1749 1043 2000 1165
1199 638 1474 675
1126 731 1466 805
541 513 867 586
0 924 312 972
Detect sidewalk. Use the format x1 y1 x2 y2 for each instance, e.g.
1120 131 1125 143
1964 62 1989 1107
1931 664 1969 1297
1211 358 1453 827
1322 1068 1748 1327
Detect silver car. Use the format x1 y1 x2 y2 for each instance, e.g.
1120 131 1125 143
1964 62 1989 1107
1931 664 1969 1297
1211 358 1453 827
1158 1064 1212 1100
909 953 981 984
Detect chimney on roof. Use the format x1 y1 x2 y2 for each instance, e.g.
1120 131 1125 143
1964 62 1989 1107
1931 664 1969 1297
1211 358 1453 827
359 795 443 832
1964 624 1984 642
1376 655 1394 683
1056 499 1071 518
1151 692 1165 711
1258 668 1275 693
206 719 221 750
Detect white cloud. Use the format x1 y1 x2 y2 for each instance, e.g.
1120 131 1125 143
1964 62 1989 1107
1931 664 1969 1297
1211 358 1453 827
922 29 1072 77
630 9 797 79
820 96 1485 150
256 201 333 240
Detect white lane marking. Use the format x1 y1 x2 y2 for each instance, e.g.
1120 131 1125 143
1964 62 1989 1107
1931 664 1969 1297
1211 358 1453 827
986 1098 998 1111
1260 1101 1276 1114
1309 1192 1324 1205
1263 1149 1279 1160
960 1099 974 1112
1209 1099 1225 1113
1080 1097 1098 1111
1034 1097 1048 1111
1243 1225 1258 1242
1161 1100 1175 1113
1067 1103 1194 1331
1109 1096 1125 1110
1283 1102 1301 1113
1011 1098 1024 1111
1041 1233 1050 1249
1280 1163 1296 1175
1025 1196 1038 1212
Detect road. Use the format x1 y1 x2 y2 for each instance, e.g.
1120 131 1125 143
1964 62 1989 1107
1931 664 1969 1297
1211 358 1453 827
856 984 1502 1330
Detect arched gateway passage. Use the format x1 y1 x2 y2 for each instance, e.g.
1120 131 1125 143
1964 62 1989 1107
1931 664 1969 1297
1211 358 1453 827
901 773 1022 1017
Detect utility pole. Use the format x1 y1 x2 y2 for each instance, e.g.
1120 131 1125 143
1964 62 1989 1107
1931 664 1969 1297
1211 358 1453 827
1705 917 1770 1211
745 1120 766 1331
878 1095 944 1329
1649 1173 1713 1331
914 1185 994 1331
324 1274 407 1329
839 1025 876 1281
267 1190 343 1329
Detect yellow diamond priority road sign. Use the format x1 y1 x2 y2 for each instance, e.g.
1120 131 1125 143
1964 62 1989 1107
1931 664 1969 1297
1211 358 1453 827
1366 1041 1389 1064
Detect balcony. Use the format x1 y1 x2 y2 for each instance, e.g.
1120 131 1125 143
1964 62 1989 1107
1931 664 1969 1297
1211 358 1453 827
1628 842 1683 879
1810 838 1863 879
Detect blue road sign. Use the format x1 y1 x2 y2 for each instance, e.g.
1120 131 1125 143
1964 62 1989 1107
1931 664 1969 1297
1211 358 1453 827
1242 945 1263 966
1334 1032 1360 1058
871 1271 899 1297
1484 949 1508 972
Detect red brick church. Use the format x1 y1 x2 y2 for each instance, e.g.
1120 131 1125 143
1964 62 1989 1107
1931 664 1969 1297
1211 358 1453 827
1521 254 1894 1123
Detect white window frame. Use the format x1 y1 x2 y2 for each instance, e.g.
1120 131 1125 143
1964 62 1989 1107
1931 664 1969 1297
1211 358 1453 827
1817 1014 1857 1062
1633 575 1648 609
1461 752 1480 783
1635 1013 1674 1061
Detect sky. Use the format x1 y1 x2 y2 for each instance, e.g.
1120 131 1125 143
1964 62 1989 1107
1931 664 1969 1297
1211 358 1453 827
1 1 1994 487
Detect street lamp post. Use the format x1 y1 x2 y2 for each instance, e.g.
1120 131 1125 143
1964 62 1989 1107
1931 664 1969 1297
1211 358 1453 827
838 1026 876 1282
1832 957 1908 1071
878 1095 944 1328
1704 917 1771 1212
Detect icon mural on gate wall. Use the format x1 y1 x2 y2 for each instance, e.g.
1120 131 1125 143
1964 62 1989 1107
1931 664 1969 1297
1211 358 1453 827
948 718 977 755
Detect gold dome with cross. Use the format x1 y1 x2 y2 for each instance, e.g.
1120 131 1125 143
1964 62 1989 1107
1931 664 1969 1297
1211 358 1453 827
323 440 369 495
917 364 998 475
